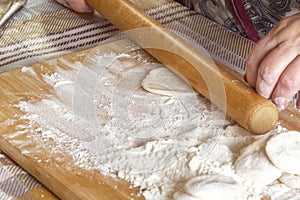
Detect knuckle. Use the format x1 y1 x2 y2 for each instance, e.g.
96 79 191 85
277 18 289 28
277 20 300 43
276 42 296 53
258 66 273 83
277 42 289 50
279 75 295 90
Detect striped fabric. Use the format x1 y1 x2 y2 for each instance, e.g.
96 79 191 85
0 0 254 74
0 1 120 71
0 151 49 199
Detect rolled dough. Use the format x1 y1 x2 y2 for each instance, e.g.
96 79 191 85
235 135 282 186
173 191 199 200
141 67 196 97
184 174 242 199
279 173 300 189
266 131 300 174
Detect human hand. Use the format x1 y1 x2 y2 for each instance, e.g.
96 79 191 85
55 0 93 13
245 13 300 110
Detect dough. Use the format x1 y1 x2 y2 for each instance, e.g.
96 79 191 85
235 135 282 186
279 173 300 189
173 191 199 200
141 67 196 97
184 174 242 199
239 135 269 156
235 151 282 186
266 131 300 174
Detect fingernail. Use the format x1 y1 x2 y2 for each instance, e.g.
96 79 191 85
274 97 289 111
63 1 71 8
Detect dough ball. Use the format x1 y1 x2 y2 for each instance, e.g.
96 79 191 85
184 174 242 199
235 135 282 186
141 67 196 97
266 131 300 174
279 173 300 189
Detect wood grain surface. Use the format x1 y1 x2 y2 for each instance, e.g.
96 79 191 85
0 39 150 200
0 1 299 200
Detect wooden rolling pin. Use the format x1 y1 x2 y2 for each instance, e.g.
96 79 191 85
87 0 278 134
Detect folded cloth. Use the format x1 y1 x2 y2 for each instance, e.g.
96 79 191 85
0 0 27 27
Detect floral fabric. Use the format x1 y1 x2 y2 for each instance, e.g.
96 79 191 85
176 0 300 42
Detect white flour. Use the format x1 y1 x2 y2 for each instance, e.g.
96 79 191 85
9 50 300 200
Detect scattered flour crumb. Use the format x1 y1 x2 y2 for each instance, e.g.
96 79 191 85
21 66 37 77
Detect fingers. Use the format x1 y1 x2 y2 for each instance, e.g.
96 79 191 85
245 17 288 89
245 34 277 88
271 56 300 110
55 0 68 7
55 0 93 13
255 42 299 99
245 13 300 110
68 0 93 13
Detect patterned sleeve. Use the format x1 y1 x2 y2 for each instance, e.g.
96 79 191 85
175 0 300 42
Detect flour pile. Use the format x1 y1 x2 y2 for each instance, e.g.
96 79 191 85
14 50 300 200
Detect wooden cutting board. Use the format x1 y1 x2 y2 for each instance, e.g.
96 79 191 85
0 39 150 200
0 1 300 200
